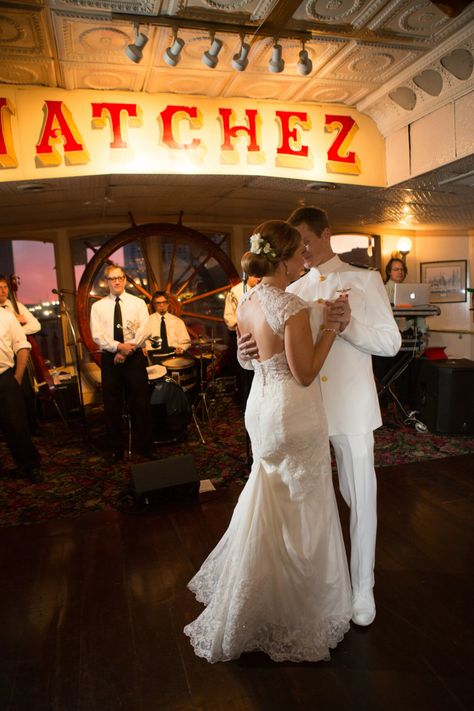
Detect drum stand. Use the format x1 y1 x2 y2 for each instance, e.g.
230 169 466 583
191 348 212 444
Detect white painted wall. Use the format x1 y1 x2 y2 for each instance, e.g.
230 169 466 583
380 231 474 359
385 90 474 183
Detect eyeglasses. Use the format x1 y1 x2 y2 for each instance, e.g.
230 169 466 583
154 301 168 305
106 276 125 282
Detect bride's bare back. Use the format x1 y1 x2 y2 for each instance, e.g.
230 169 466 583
237 289 285 363
238 283 337 387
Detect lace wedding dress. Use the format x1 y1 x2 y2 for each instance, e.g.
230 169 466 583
184 283 352 663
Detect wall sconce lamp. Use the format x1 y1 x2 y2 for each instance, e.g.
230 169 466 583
396 237 412 260
232 35 250 72
297 42 312 76
125 24 149 64
269 40 285 73
164 30 185 67
202 33 223 68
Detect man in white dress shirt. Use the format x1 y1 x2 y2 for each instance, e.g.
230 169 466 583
90 265 153 462
0 276 41 335
0 274 41 433
224 277 260 409
239 207 401 626
146 291 190 355
0 307 42 482
223 277 260 333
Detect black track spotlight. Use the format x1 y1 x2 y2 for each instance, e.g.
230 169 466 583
297 43 312 76
268 40 284 73
202 33 223 69
232 36 250 72
125 25 149 64
164 30 185 67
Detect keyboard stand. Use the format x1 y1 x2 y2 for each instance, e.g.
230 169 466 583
377 330 429 433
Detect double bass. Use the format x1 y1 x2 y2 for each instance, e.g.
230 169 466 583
8 275 57 403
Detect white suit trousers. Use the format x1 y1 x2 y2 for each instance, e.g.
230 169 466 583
330 432 377 595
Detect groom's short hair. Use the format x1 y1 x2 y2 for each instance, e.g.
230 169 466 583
288 206 330 237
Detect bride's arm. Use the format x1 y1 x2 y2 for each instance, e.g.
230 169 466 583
285 309 339 386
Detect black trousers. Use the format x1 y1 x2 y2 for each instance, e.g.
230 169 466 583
20 369 37 433
101 350 153 454
227 331 254 411
0 369 40 471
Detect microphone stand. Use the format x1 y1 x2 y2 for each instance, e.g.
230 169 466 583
55 291 91 448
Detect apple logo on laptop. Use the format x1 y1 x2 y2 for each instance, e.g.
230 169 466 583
410 291 416 301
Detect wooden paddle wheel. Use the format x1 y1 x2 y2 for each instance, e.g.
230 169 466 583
75 222 240 365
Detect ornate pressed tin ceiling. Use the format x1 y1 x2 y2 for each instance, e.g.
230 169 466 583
0 0 473 232
0 0 472 132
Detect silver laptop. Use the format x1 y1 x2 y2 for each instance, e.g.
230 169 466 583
393 282 431 307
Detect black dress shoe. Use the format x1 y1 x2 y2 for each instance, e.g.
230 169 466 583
27 468 43 483
138 448 157 460
1 467 18 480
109 451 124 464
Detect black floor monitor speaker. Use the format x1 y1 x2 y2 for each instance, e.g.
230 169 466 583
415 358 474 434
130 453 199 504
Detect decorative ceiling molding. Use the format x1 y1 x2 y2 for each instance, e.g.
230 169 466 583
357 29 474 136
0 0 472 174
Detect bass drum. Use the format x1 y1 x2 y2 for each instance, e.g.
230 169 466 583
150 377 191 442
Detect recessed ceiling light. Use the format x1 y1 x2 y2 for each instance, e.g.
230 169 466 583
306 181 339 192
16 182 52 193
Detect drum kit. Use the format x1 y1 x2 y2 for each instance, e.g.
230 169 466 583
146 336 228 444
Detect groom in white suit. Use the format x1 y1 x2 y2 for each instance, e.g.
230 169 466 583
239 206 401 626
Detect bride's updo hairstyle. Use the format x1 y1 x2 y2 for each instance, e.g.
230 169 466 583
241 220 301 278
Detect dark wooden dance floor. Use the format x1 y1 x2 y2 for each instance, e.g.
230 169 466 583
1 452 473 711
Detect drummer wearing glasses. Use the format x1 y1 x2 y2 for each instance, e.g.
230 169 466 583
146 291 191 356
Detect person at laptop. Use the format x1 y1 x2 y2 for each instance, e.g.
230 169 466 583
146 291 191 357
384 257 407 304
375 257 428 409
383 258 427 336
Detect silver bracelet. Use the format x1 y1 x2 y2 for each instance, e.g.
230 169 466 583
322 327 339 334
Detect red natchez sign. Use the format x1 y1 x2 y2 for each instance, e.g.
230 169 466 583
0 88 386 186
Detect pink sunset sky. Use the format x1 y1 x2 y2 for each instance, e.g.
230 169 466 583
12 241 57 305
11 242 125 305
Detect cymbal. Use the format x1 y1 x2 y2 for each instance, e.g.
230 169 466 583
191 337 223 345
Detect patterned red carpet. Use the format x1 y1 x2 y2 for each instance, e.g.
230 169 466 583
1 401 473 527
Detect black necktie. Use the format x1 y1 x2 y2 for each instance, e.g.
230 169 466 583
160 315 169 351
114 297 124 342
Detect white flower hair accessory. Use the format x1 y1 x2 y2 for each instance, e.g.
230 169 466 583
249 232 277 259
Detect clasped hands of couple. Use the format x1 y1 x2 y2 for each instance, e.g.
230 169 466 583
238 294 351 359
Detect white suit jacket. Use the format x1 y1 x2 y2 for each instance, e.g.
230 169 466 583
287 256 401 436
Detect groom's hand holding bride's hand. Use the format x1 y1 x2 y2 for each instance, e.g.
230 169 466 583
237 329 259 362
325 295 351 332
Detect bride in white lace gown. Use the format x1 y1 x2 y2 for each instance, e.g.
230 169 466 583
184 221 352 663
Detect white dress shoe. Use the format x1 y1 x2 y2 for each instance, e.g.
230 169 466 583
352 590 376 626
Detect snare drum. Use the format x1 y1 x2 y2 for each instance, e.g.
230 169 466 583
146 364 167 384
161 356 196 392
150 377 191 440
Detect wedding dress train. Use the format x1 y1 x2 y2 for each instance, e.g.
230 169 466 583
184 283 352 663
